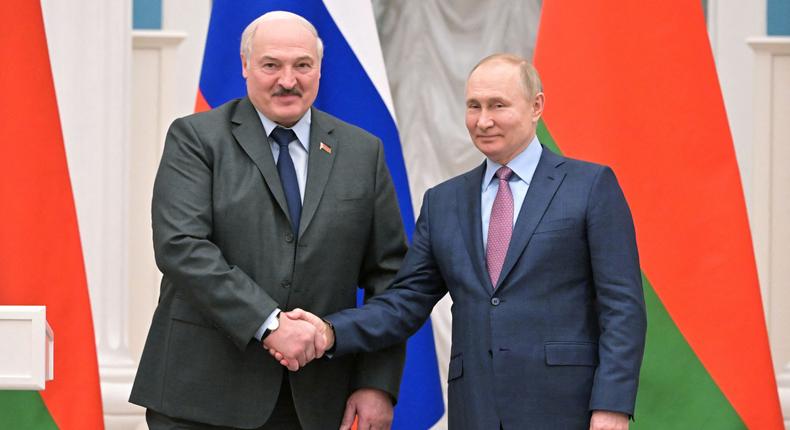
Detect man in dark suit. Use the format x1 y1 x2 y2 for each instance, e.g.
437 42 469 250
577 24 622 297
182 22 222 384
281 54 647 430
130 11 407 430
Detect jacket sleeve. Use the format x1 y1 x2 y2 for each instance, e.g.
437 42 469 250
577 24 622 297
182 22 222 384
586 166 647 416
330 179 448 401
152 117 278 351
346 139 409 401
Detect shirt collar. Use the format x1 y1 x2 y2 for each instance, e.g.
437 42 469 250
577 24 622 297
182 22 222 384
256 108 312 152
482 135 543 191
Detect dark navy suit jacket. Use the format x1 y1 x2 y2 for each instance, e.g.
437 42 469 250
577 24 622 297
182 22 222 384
327 146 647 429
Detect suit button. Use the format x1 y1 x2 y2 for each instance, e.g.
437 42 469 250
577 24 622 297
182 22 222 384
281 281 291 289
491 297 500 306
285 233 294 243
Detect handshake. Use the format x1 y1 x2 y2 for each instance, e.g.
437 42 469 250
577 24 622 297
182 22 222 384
262 309 335 371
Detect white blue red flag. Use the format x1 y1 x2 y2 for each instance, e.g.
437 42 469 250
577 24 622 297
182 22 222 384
196 1 444 428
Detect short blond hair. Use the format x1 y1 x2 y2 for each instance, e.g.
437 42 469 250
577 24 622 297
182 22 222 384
470 53 543 100
240 11 324 62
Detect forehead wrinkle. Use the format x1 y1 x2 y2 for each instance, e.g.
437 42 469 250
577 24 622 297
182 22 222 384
256 53 315 62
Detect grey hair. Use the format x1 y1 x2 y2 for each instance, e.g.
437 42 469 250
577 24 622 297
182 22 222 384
240 11 324 62
470 53 543 100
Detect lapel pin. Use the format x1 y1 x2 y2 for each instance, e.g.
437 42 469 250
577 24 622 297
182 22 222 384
319 142 332 154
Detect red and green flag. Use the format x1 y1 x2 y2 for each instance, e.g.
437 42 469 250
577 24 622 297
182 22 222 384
534 2 783 428
0 2 104 429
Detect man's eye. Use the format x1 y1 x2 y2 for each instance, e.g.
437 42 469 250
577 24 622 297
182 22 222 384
262 63 277 69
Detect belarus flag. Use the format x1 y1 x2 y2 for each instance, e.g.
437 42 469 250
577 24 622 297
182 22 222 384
0 1 103 429
196 1 444 428
534 1 783 428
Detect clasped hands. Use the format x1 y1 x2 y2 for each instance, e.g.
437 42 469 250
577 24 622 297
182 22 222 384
262 308 334 371
262 311 395 429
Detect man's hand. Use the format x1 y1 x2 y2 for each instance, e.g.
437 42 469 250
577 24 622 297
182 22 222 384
262 312 323 371
339 388 393 430
589 410 629 430
267 309 334 368
265 308 334 369
286 308 335 350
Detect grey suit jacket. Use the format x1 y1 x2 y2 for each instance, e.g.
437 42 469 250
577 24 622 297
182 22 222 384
130 97 407 429
327 147 647 429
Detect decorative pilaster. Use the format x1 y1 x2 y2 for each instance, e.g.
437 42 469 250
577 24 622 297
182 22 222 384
748 36 790 427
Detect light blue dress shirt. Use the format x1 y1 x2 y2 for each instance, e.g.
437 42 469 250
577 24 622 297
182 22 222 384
481 136 543 250
253 109 312 341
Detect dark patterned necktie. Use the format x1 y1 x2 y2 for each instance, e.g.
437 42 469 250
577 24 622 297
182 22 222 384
271 126 301 236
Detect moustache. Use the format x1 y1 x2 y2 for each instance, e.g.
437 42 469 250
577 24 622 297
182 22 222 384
273 87 302 97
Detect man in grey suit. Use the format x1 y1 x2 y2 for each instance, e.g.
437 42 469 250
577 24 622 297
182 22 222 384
280 54 647 430
130 11 407 430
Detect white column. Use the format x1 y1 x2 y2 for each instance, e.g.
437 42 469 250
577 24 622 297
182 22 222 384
707 0 766 214
748 36 790 428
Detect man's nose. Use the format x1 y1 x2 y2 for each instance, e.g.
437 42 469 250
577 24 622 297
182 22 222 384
477 111 494 129
278 67 297 89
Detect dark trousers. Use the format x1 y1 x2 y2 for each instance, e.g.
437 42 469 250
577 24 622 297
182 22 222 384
146 373 301 430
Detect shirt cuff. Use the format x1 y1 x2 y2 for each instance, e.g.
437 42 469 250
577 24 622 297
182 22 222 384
254 308 281 341
322 317 336 359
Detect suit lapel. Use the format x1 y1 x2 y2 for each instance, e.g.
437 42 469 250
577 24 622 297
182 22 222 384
231 98 290 221
496 146 566 290
299 108 336 238
457 162 491 291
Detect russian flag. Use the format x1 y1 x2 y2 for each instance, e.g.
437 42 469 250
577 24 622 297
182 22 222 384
196 1 444 428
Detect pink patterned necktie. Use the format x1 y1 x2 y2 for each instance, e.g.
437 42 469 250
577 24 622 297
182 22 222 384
486 166 514 287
